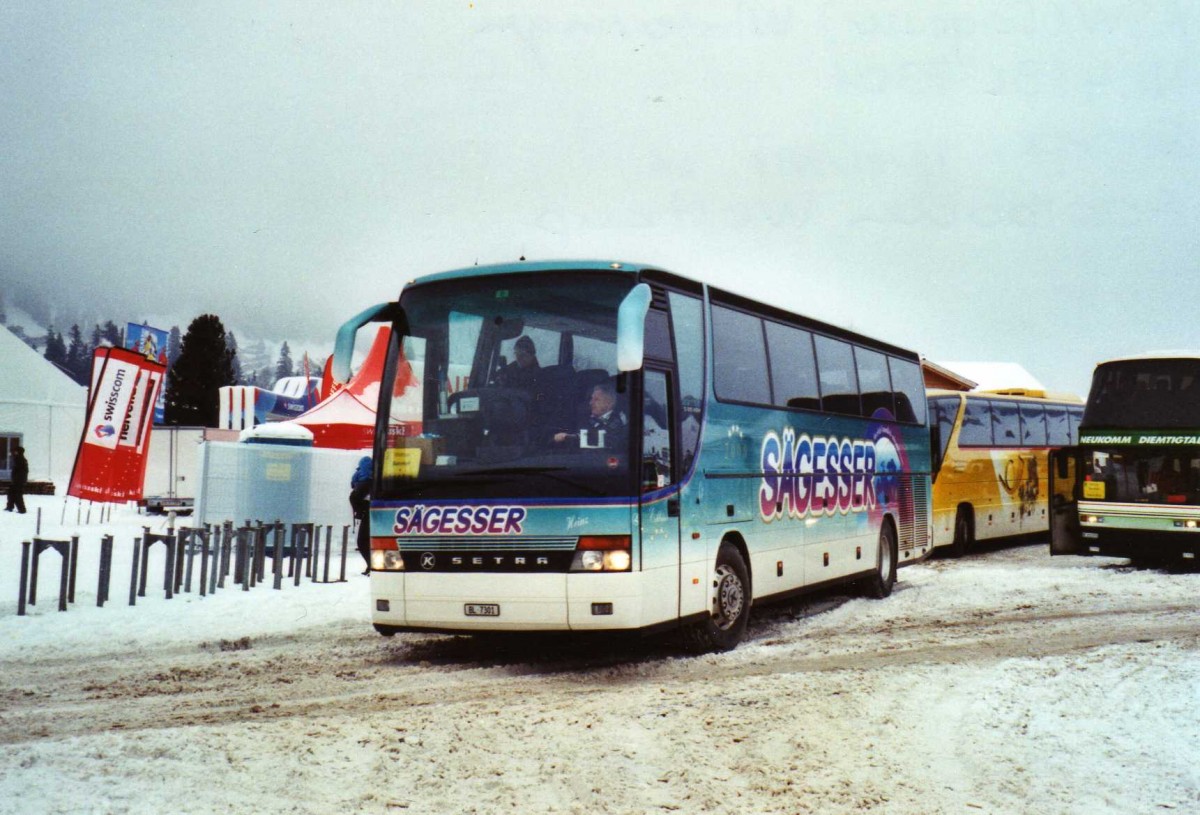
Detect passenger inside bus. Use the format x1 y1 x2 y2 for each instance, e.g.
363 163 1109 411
495 335 541 389
1146 456 1190 503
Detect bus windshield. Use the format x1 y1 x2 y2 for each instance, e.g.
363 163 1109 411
1084 358 1200 429
1086 448 1200 505
379 272 638 500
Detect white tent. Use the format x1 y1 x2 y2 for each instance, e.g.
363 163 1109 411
0 327 86 485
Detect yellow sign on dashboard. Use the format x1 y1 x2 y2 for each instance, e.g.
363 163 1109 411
384 448 421 479
1082 480 1105 500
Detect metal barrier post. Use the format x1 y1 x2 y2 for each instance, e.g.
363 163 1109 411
68 536 79 605
340 525 349 583
272 524 284 590
198 528 212 597
97 535 113 607
321 525 333 583
293 524 311 587
238 527 251 591
310 524 321 584
129 536 141 606
17 541 31 616
25 539 75 612
216 524 231 590
172 533 185 594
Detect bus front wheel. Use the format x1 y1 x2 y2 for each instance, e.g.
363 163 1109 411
947 507 973 559
682 543 750 653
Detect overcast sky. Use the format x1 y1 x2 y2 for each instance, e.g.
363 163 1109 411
2 1 1196 396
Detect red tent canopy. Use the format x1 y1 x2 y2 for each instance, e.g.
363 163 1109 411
293 326 419 449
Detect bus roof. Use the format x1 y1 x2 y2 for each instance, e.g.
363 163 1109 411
401 258 921 362
404 259 651 288
1096 351 1200 365
926 388 1083 404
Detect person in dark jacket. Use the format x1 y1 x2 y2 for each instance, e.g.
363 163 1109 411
5 445 28 514
553 381 627 450
496 335 541 389
349 455 372 573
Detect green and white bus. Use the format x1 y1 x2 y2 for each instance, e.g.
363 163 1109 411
1051 352 1200 566
334 260 933 651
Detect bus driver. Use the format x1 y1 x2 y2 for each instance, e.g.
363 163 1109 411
554 381 627 450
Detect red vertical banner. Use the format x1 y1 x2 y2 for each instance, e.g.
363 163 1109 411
67 347 167 503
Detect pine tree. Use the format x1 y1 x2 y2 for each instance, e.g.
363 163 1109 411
275 341 294 383
164 314 237 426
44 329 67 368
65 324 89 384
90 324 103 350
101 320 122 348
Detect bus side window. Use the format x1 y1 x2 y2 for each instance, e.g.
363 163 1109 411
889 358 928 424
712 305 770 405
1020 404 1048 446
815 335 860 416
855 346 894 419
959 399 993 446
992 401 1020 446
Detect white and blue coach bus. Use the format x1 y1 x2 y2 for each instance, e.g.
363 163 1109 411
333 261 932 651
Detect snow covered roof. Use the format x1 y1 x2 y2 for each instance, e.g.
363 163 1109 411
938 361 1045 393
0 326 86 406
238 421 314 444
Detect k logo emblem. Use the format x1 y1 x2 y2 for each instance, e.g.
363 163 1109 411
420 552 436 570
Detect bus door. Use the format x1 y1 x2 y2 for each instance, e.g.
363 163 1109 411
1049 446 1082 555
639 368 682 615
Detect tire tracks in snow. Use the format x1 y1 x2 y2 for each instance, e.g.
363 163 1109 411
1 601 1195 746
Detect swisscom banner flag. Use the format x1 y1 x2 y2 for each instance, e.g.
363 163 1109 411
67 347 167 503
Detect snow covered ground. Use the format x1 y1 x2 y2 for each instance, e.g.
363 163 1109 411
2 494 1198 815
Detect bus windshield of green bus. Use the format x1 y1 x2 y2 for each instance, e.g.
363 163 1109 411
1085 359 1200 429
379 273 638 499
1086 448 1200 505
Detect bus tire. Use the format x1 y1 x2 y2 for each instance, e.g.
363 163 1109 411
947 507 973 558
682 543 750 653
861 522 897 599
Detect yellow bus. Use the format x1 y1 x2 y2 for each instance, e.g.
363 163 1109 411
927 389 1083 556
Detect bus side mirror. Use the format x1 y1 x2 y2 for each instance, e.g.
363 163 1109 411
1056 450 1071 480
332 302 405 384
617 284 652 372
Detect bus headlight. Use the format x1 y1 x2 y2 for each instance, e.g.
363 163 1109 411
570 535 632 572
371 550 405 571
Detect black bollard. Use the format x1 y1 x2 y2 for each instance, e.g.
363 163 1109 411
97 535 113 607
17 541 31 616
129 536 141 606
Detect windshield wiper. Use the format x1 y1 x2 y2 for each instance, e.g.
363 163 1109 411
454 466 568 476
451 466 606 496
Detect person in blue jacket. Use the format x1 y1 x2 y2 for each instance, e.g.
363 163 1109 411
349 455 372 573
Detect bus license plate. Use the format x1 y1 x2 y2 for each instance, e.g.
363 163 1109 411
465 603 500 617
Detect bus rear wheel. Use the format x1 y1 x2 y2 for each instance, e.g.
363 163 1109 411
682 543 750 653
860 522 897 599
